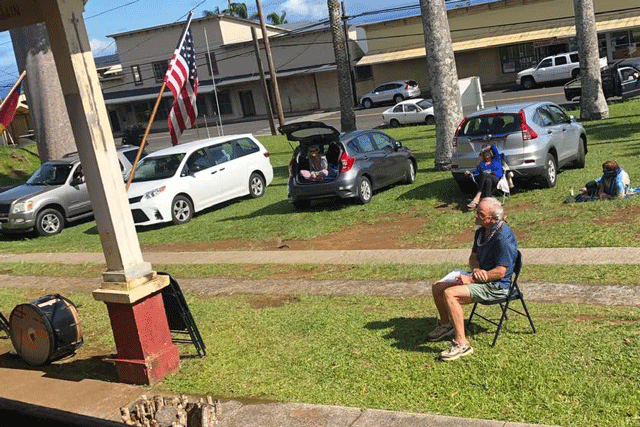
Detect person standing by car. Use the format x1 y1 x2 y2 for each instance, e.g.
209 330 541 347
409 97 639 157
465 144 504 209
299 145 329 181
425 197 518 361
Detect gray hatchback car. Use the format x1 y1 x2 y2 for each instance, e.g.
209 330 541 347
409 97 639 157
0 145 146 236
451 101 587 190
281 122 417 209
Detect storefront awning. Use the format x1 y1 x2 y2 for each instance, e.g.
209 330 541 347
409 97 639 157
356 15 640 66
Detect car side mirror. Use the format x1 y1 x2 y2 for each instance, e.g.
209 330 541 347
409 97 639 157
394 141 402 151
70 177 83 186
569 115 576 123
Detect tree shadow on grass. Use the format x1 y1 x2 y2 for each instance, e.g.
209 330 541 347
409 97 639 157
397 177 466 206
365 316 444 354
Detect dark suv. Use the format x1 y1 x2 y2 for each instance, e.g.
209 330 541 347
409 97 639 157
281 122 417 209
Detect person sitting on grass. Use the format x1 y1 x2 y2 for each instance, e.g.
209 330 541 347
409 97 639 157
577 160 631 201
465 144 504 209
426 197 518 361
299 145 329 182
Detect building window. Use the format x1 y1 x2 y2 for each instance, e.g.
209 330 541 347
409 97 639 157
206 51 219 76
131 65 143 85
355 65 373 81
133 101 150 122
152 60 168 83
611 29 640 59
155 98 172 121
499 43 536 74
196 94 207 117
214 91 232 115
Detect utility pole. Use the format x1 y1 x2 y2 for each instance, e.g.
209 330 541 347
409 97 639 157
252 27 277 135
256 0 285 128
328 0 356 132
341 1 358 106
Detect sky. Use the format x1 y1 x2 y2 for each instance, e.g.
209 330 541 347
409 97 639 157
0 0 492 97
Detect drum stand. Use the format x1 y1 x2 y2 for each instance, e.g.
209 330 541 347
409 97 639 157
0 312 9 337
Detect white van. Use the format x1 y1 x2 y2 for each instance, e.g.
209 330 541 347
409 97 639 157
126 134 273 226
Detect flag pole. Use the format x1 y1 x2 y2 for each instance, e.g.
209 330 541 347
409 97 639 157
0 70 27 112
126 10 195 191
125 82 167 190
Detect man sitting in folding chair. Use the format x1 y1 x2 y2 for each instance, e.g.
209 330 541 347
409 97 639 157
426 197 518 361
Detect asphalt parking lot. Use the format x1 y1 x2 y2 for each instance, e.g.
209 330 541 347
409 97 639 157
138 85 570 152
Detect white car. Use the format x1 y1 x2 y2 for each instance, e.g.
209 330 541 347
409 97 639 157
126 135 273 226
382 98 435 127
360 80 421 109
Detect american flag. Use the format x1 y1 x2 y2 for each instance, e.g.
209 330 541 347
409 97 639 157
165 21 198 146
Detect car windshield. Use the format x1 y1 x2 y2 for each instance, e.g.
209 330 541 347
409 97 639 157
417 100 432 109
459 114 520 136
129 154 185 183
26 163 73 185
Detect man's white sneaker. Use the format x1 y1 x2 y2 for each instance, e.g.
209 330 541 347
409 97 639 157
425 322 454 341
439 340 473 361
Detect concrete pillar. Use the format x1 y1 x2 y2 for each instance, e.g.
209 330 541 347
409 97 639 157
36 0 179 384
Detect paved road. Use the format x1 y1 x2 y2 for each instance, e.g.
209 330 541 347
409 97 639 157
140 85 570 152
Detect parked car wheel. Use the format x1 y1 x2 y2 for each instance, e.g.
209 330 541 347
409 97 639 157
575 137 586 168
425 115 435 125
542 153 558 188
393 94 404 104
404 160 416 184
389 119 400 128
521 77 535 90
249 172 265 198
357 176 372 204
362 98 373 109
35 208 64 237
171 195 193 225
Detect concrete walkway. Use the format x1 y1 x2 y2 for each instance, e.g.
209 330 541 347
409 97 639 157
1 248 638 426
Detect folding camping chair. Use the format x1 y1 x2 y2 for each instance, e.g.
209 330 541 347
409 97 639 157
466 250 536 346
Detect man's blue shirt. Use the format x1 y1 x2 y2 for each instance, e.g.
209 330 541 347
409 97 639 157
472 221 518 289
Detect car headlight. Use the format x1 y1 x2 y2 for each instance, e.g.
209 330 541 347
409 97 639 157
11 201 34 214
143 186 166 199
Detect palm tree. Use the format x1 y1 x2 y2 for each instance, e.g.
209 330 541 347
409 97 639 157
419 0 463 170
573 0 608 120
202 2 248 19
267 11 287 25
10 23 76 162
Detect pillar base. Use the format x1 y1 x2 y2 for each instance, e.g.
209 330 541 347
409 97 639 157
94 274 180 385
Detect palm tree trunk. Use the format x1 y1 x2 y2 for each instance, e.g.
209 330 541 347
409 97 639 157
574 0 608 120
328 0 356 132
419 0 463 171
10 23 76 162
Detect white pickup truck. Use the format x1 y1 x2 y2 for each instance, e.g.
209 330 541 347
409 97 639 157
516 52 607 89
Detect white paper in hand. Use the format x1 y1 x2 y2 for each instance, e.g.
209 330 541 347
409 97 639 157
438 269 472 283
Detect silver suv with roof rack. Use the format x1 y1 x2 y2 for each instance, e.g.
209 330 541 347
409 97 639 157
0 145 146 237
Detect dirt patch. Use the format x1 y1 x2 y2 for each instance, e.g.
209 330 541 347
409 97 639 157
143 213 432 252
249 295 300 309
592 206 640 225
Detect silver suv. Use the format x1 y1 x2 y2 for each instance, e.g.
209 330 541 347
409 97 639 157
0 145 145 237
451 102 587 190
360 80 420 109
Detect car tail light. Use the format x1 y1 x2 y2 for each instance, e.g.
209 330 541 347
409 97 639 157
289 157 295 177
452 118 467 147
264 152 270 158
451 164 459 170
339 150 355 172
519 109 538 140
405 83 410 90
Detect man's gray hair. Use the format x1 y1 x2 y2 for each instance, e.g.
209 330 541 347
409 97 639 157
480 197 504 220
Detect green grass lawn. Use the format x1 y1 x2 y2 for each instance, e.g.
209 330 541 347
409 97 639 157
1 288 637 427
1 100 640 253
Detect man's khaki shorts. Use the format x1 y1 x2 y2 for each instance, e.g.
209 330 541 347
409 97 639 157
468 282 510 303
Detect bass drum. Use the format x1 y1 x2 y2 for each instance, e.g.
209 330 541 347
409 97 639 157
9 294 83 366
